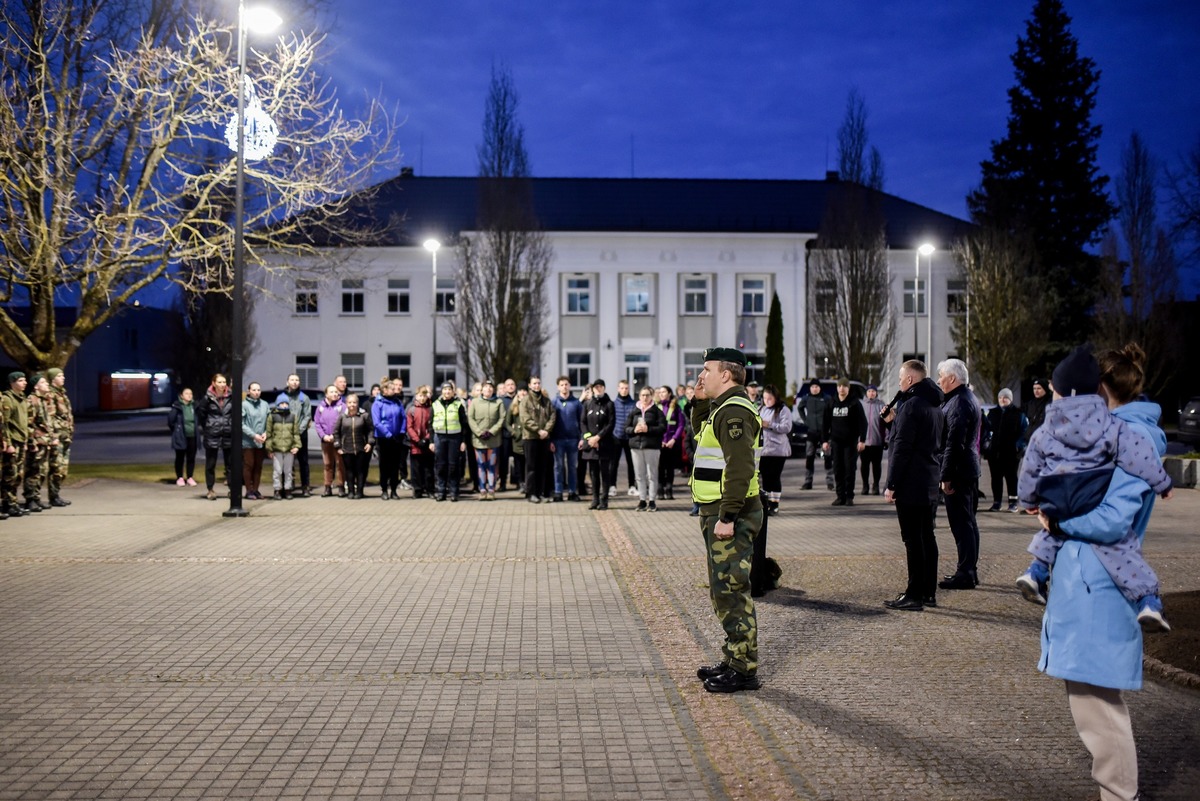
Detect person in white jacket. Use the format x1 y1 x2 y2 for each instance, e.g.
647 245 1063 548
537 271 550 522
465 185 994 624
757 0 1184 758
758 385 793 516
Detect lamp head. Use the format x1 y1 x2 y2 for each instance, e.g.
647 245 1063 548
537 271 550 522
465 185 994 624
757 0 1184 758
243 6 282 33
423 238 441 254
918 243 935 256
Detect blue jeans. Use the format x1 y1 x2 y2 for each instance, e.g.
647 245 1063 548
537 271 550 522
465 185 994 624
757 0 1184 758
553 440 578 495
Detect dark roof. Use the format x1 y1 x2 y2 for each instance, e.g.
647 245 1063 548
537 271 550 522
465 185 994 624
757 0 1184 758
311 174 972 250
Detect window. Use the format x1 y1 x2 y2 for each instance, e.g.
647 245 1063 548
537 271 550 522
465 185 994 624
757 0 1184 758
903 279 927 315
295 278 318 316
434 353 457 387
564 276 592 315
682 275 710 315
341 279 364 315
387 279 410 314
295 355 319 389
902 352 927 365
814 279 837 315
565 351 592 389
436 278 456 314
739 276 768 316
743 352 765 386
341 353 365 392
624 353 651 393
946 279 968 316
623 275 652 315
387 354 411 387
682 351 705 384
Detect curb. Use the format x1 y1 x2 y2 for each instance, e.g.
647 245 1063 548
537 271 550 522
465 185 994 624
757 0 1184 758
1144 655 1200 691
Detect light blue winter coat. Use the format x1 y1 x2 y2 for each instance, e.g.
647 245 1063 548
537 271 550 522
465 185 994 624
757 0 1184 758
1038 401 1165 691
241 395 269 449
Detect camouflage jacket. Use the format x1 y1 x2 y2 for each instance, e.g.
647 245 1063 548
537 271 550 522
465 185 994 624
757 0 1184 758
48 387 75 440
26 392 53 448
1 389 27 445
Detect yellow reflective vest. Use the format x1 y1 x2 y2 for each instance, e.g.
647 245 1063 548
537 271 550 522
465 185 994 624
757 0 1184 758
689 394 761 505
432 398 465 434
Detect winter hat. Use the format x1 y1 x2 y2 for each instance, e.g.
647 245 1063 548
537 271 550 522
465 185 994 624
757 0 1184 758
997 388 1013 402
7 371 24 385
1033 378 1050 393
46 368 62 381
1051 345 1100 397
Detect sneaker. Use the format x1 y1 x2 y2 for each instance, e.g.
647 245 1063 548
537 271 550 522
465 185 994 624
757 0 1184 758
176 477 186 487
636 500 648 511
1137 597 1171 633
627 487 639 497
186 477 197 487
206 489 217 500
1008 502 1020 513
648 501 658 512
1015 572 1047 605
399 479 413 491
608 486 617 498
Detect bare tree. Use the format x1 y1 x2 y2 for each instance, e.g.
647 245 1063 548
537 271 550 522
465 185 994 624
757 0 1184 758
1093 133 1179 395
1166 134 1200 264
452 66 553 383
950 227 1051 399
0 1 396 370
837 88 884 190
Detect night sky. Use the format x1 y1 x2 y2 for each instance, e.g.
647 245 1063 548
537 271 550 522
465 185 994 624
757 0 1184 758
307 0 1200 289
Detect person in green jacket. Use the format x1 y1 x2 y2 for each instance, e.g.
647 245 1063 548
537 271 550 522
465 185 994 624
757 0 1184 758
266 399 302 499
1 372 29 517
468 380 506 500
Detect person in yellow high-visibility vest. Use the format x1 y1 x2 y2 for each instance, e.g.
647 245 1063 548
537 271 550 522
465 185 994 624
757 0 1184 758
689 347 763 693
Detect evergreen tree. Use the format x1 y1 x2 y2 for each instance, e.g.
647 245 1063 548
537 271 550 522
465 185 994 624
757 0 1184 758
764 293 787 394
967 0 1115 358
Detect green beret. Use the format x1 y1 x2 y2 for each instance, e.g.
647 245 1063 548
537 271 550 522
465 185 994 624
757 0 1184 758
702 347 747 366
46 368 63 381
29 373 43 387
8 370 25 385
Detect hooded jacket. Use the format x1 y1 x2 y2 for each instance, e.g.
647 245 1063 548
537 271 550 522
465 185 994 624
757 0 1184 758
626 402 666 450
335 409 374 454
241 395 269 449
197 385 232 450
796 390 830 442
313 396 346 439
467 395 506 450
520 390 556 441
274 388 313 434
580 392 616 460
265 404 301 453
884 377 945 504
551 393 583 441
168 395 196 451
759 403 793 458
371 394 407 440
612 391 638 440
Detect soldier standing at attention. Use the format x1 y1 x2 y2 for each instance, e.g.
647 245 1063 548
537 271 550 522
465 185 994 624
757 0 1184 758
1 373 31 516
690 347 764 693
45 368 74 507
23 374 54 512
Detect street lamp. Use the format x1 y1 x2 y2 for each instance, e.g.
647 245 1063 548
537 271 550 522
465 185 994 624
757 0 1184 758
914 243 934 361
424 238 441 385
225 1 281 518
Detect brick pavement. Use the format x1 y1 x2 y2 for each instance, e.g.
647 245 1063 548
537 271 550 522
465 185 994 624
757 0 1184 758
0 463 1197 800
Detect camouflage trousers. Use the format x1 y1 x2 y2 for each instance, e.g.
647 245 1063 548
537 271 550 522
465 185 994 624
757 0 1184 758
24 443 49 502
2 443 26 508
48 440 70 499
701 508 763 675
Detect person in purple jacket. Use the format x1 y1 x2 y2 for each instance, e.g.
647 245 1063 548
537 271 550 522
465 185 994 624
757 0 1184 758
657 385 686 500
312 384 346 497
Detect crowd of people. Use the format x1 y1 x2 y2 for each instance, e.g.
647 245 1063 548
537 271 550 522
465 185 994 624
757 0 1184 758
0 369 74 519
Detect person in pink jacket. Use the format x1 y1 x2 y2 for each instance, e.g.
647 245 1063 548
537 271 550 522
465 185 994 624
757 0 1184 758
312 384 346 497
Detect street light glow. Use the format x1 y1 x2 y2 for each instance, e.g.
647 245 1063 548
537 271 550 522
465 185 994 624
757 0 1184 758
918 243 935 256
424 238 441 253
244 6 282 33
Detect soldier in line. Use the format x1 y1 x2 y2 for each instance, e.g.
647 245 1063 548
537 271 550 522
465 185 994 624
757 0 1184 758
46 368 74 506
690 347 764 694
23 374 54 512
1 372 29 517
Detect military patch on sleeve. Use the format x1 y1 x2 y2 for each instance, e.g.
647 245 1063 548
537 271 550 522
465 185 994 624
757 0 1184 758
727 416 744 440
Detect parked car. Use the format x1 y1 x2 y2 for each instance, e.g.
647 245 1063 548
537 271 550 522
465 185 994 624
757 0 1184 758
788 379 868 458
1179 396 1200 447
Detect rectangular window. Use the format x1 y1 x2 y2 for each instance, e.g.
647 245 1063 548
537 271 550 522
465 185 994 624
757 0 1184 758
387 353 411 387
387 278 410 315
565 351 593 390
436 278 456 315
623 275 652 315
295 355 319 389
624 353 651 393
682 275 710 316
341 279 364 315
946 279 968 316
814 278 837 315
564 276 593 315
744 352 765 386
682 351 705 384
739 276 768 316
903 279 927 315
295 278 319 316
434 353 457 388
341 353 365 392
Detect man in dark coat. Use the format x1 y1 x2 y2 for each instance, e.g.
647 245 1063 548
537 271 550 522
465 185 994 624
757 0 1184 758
935 359 982 590
882 360 945 611
580 379 616 510
795 380 832 491
827 378 867 506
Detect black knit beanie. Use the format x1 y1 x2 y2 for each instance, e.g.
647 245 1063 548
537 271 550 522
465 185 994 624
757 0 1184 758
1051 345 1100 397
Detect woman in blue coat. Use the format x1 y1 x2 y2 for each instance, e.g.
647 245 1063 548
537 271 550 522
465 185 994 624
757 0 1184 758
1036 344 1163 801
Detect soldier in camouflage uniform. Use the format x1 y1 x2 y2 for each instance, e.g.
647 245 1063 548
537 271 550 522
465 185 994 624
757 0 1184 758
46 368 74 506
689 347 764 693
1 372 29 517
23 374 53 512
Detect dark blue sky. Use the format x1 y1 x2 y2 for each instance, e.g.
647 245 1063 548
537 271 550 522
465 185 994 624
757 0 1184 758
312 0 1199 284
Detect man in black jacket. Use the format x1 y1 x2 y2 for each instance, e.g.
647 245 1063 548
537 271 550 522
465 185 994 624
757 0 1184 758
796 380 833 491
935 359 982 590
828 378 867 506
882 360 945 611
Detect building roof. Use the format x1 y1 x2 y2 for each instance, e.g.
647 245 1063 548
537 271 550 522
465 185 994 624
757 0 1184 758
310 174 973 250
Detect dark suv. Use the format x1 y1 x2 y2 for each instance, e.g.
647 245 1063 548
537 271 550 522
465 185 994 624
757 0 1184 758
788 380 868 458
1179 396 1200 447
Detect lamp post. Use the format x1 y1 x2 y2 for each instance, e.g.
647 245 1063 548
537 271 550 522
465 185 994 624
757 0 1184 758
914 243 934 361
225 1 281 518
424 238 441 384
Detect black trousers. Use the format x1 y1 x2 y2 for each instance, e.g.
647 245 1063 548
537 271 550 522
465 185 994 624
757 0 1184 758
860 445 883 489
609 438 635 490
587 459 610 503
412 450 434 495
204 446 231 491
943 483 980 580
342 451 370 496
174 436 197 479
988 454 1019 504
434 435 463 497
376 437 403 493
295 442 311 488
831 441 859 500
896 501 939 600
525 438 551 498
759 455 785 496
498 436 512 488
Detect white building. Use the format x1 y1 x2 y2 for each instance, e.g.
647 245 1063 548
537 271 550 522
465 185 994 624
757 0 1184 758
247 174 971 398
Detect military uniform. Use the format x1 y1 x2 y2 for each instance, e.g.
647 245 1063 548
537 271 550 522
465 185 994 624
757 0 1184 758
46 369 74 505
24 383 53 509
1 378 29 515
690 374 763 685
